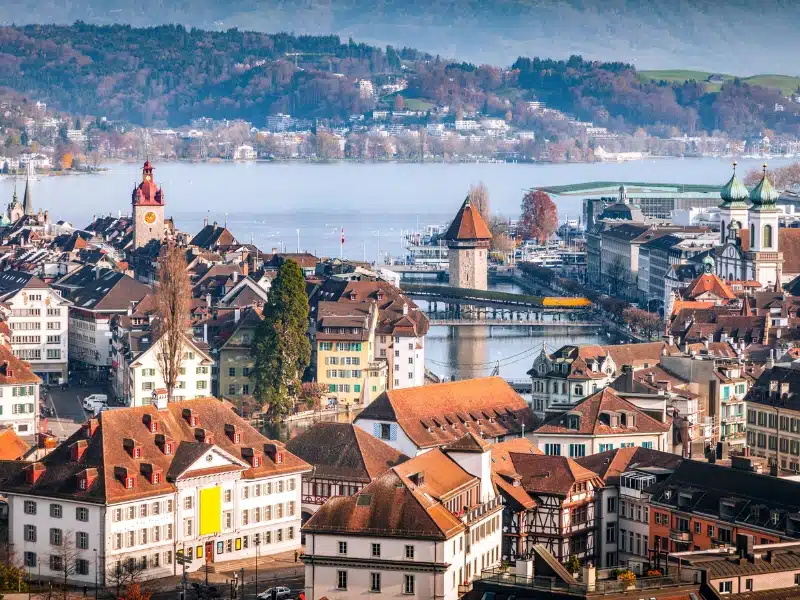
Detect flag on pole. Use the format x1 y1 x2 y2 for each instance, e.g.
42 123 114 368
341 228 345 244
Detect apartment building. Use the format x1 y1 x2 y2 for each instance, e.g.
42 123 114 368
649 458 800 562
0 270 70 383
745 365 800 471
528 342 666 418
0 343 41 436
577 447 681 570
532 388 671 458
53 266 151 379
216 307 262 398
302 434 503 600
110 319 213 407
1 398 311 586
313 280 428 408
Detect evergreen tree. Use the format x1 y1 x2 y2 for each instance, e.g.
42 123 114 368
251 260 311 418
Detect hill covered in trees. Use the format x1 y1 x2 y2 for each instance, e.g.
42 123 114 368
0 22 798 138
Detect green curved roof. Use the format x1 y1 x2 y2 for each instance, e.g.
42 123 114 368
720 170 750 208
750 169 779 210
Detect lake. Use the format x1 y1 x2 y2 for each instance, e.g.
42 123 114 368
0 156 791 260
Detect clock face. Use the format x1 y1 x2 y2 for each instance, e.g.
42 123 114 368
145 175 151 181
144 211 157 224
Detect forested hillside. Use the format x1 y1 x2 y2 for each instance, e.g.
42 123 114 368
0 23 798 137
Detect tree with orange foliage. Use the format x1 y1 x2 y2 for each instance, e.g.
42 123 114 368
60 152 73 170
121 583 152 600
519 190 558 243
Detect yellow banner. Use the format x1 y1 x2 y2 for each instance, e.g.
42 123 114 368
199 487 221 536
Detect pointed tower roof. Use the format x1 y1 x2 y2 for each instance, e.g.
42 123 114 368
750 163 779 211
720 162 750 208
444 197 492 242
22 176 33 216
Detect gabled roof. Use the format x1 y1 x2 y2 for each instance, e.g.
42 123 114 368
55 266 151 312
535 387 671 436
509 452 602 497
442 431 491 453
285 423 407 483
0 427 30 460
444 198 492 241
0 398 311 504
490 437 541 510
683 272 737 301
0 269 50 296
189 224 237 250
355 377 537 450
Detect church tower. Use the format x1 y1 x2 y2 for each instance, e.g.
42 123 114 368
444 197 492 290
718 162 750 244
747 164 782 287
131 161 166 249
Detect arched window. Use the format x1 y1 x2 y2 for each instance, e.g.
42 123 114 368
763 224 773 249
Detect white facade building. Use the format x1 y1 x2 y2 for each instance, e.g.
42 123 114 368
4 398 311 587
0 271 70 383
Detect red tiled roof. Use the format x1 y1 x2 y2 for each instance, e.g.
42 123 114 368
683 272 737 301
444 199 492 241
0 427 29 460
534 387 671 436
509 453 602 497
356 377 537 450
780 229 800 275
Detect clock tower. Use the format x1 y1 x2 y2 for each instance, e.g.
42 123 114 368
131 160 166 249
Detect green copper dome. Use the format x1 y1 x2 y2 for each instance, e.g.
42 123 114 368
720 163 750 208
750 164 779 211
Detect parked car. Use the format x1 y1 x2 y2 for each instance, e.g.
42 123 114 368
257 587 292 600
82 394 108 411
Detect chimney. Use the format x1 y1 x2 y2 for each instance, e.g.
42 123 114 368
95 264 100 279
26 463 45 484
203 322 208 344
768 349 775 369
234 308 241 323
403 303 408 315
205 293 212 308
233 271 239 284
668 334 674 346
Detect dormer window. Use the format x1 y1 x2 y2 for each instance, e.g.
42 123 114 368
253 456 261 467
79 479 87 490
165 441 173 455
565 415 580 430
126 477 135 489
153 472 161 484
123 439 141 459
225 424 241 444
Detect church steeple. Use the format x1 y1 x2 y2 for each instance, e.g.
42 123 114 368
749 163 779 211
720 161 750 208
22 174 33 216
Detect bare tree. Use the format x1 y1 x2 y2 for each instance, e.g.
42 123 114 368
105 554 149 599
155 243 191 402
468 182 491 223
606 257 629 297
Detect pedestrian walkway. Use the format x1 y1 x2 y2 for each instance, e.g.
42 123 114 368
209 548 302 573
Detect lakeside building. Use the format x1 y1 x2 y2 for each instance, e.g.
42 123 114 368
302 433 503 600
532 387 671 457
311 280 428 409
0 397 310 586
0 270 70 384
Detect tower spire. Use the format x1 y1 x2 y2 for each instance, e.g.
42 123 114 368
22 173 33 216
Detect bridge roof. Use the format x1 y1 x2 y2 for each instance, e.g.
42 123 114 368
444 198 492 242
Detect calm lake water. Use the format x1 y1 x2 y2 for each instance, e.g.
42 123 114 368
1 157 792 260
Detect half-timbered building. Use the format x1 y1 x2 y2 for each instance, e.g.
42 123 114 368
495 452 603 564
284 422 407 523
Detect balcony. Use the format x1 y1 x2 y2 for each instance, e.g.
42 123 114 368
461 496 503 525
669 529 692 543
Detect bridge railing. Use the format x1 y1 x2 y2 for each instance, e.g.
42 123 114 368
400 283 592 309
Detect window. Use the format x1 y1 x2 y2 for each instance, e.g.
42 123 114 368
184 496 193 510
405 545 415 559
50 556 63 572
404 574 415 594
50 504 62 518
337 570 347 590
708 525 715 537
338 541 347 555
76 507 89 522
24 500 36 515
606 523 616 543
379 423 391 440
569 443 586 458
544 443 561 456
694 522 701 534
24 525 36 542
607 497 617 513
77 531 89 549
50 528 62 546
224 490 232 503
642 441 653 449
746 579 753 591
371 543 381 557
719 581 732 594
370 572 381 592
140 504 148 518
229 368 236 377
24 552 36 568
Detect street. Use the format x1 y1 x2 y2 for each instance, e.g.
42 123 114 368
42 380 110 441
149 564 305 600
